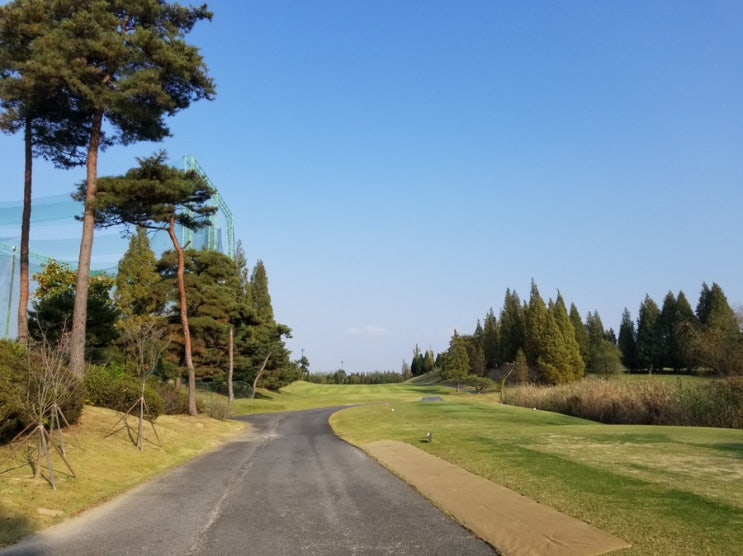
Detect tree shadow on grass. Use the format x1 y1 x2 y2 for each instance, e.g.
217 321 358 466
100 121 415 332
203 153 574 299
0 502 36 550
708 443 743 458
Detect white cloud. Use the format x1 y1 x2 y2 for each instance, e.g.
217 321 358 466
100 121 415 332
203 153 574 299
347 324 390 336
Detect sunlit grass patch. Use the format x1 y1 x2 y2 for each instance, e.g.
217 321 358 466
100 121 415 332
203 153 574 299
331 397 743 555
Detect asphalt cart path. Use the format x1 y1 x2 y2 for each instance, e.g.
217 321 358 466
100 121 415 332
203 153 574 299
1 407 495 555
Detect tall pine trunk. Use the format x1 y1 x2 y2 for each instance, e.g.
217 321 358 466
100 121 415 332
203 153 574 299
17 117 32 346
228 326 234 404
69 109 103 378
167 216 198 416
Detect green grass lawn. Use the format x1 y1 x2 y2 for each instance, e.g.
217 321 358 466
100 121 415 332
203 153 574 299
223 380 455 414
324 387 743 556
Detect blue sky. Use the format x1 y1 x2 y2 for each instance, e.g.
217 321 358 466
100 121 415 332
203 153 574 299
0 1 741 372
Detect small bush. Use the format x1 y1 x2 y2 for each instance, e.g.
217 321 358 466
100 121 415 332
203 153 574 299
0 340 84 445
153 382 205 415
0 342 27 444
206 401 231 420
84 364 164 420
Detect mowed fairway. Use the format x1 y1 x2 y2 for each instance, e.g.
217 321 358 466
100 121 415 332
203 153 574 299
311 383 743 556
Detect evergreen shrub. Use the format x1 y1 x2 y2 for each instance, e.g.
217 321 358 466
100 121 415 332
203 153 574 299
84 364 164 419
0 341 27 444
0 340 84 445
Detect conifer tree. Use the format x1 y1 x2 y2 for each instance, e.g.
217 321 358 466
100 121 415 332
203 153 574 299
658 291 695 372
115 227 163 318
250 260 274 323
84 152 216 414
482 308 499 369
569 303 590 367
28 260 118 363
525 281 549 370
513 348 529 384
499 288 525 363
671 291 695 371
423 349 436 374
618 308 638 370
636 295 661 372
410 344 423 376
244 260 294 391
442 331 470 391
0 0 92 345
15 0 217 378
553 293 585 381
690 282 742 375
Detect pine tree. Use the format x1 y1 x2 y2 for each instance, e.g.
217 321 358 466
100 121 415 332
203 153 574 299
88 152 217 414
18 0 217 378
0 0 91 346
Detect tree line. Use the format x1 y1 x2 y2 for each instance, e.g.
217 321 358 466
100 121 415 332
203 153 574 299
28 229 298 398
409 280 742 386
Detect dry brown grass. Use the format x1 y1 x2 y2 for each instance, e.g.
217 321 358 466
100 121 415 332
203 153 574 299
503 376 743 428
0 405 246 547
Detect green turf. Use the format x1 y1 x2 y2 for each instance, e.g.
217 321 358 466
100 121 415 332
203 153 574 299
226 381 742 555
329 397 743 555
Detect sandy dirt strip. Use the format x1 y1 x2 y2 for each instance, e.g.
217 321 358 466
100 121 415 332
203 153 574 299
363 440 631 556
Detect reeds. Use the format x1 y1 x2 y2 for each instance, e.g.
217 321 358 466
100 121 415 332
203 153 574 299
503 376 743 428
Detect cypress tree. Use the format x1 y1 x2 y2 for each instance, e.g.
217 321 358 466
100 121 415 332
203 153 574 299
553 294 585 381
569 303 590 368
499 288 525 363
692 282 742 375
250 260 274 323
442 331 470 391
115 227 163 318
482 308 499 369
618 308 638 370
636 295 661 372
672 291 695 371
525 281 549 370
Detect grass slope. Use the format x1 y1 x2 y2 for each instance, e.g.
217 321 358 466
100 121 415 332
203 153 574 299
0 405 245 547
